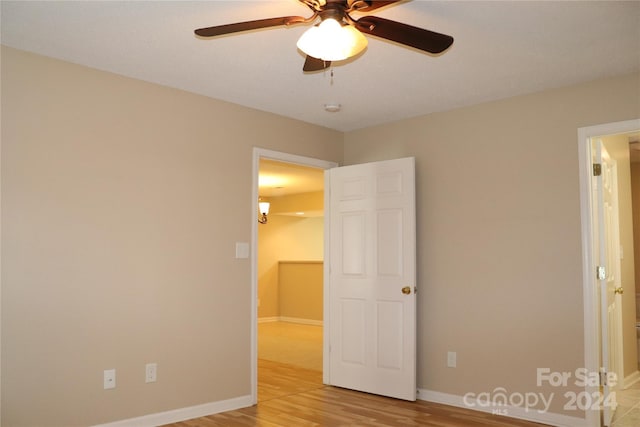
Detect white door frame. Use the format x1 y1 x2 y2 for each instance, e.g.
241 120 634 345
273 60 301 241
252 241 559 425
250 147 338 404
578 118 640 427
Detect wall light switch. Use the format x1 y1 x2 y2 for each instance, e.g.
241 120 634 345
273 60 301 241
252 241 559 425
235 242 249 259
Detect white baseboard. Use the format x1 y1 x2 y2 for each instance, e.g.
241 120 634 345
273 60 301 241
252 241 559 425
279 316 323 326
92 394 252 427
417 389 588 427
258 316 323 326
623 370 640 389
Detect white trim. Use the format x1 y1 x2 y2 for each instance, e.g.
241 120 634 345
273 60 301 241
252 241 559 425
417 389 588 427
279 317 323 326
578 119 640 427
251 147 338 404
92 395 252 427
257 316 323 326
623 370 640 389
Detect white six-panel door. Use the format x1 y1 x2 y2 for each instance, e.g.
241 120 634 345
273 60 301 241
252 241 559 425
594 140 623 426
326 157 416 401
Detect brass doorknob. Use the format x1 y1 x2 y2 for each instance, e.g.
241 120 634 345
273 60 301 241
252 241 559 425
615 287 624 295
402 286 411 295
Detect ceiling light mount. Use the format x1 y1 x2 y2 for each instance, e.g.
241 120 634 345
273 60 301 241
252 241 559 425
324 103 342 112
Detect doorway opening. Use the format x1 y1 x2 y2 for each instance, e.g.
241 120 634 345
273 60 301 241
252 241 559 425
579 119 640 427
250 148 337 404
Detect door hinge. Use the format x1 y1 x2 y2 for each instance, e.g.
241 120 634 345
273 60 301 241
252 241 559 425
600 370 608 387
593 163 602 176
597 266 606 280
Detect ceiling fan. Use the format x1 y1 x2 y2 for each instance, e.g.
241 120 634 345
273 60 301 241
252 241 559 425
194 0 454 72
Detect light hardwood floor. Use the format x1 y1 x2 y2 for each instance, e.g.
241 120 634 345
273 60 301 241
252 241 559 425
258 358 323 402
164 358 549 427
164 322 549 426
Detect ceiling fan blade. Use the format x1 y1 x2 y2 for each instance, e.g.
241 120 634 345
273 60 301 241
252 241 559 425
355 1 402 12
303 55 332 72
195 16 306 37
354 16 453 54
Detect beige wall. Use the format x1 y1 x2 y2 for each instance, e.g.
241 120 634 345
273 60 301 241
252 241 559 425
602 134 638 379
344 72 640 416
632 162 640 295
0 47 342 427
3 43 640 426
257 194 323 319
278 261 323 322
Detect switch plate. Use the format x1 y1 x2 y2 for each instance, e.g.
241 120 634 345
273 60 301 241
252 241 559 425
104 369 116 389
235 242 249 259
447 351 457 368
145 363 157 383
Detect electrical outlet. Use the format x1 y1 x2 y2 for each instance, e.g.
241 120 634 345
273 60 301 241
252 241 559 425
145 363 157 383
104 369 116 389
447 351 457 368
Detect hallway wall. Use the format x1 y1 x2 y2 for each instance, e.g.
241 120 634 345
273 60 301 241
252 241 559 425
257 193 323 320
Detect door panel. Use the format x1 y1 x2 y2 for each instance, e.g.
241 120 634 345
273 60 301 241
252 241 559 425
327 157 416 401
341 299 366 364
377 301 404 369
377 209 403 276
342 213 366 275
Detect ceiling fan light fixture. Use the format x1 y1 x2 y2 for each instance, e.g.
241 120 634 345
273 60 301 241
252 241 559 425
296 18 367 61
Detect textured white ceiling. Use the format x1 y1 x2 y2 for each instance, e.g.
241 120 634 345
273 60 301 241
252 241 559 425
1 1 639 132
